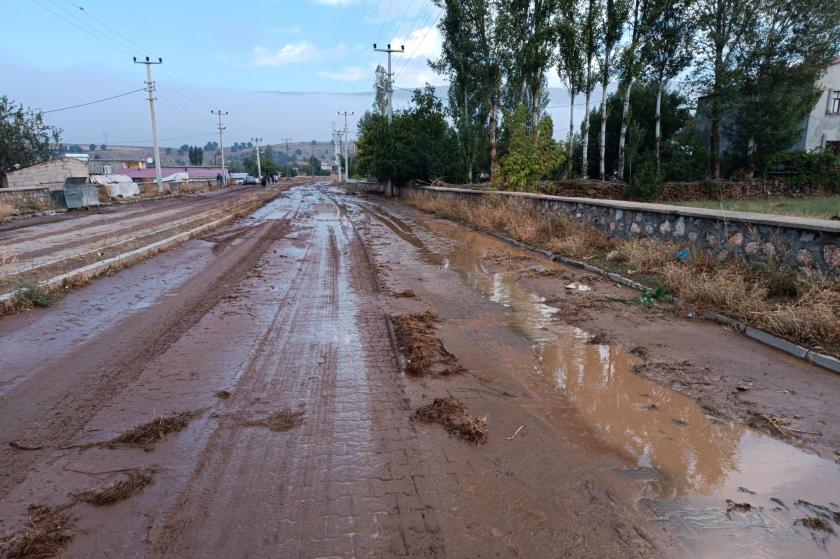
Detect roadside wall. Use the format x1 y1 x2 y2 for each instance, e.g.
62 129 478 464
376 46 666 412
1 157 88 189
0 185 60 212
401 186 840 276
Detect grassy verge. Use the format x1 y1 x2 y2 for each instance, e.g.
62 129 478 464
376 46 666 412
404 192 840 357
672 196 840 220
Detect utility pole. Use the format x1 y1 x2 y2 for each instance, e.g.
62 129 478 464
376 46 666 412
332 123 342 182
133 56 163 191
338 111 354 183
281 137 291 157
251 137 263 179
373 43 403 195
211 109 228 180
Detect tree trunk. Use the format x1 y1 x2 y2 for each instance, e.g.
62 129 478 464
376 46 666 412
599 85 608 180
655 81 662 174
489 95 498 179
582 89 591 180
617 78 633 181
567 91 575 179
710 41 723 179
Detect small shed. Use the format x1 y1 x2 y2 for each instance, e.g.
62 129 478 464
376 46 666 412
1 157 89 189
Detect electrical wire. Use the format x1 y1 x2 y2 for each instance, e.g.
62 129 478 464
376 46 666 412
393 6 443 81
42 88 146 113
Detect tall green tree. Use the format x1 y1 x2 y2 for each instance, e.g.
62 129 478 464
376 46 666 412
0 96 62 174
642 0 694 171
493 104 563 191
579 0 604 179
692 0 759 178
373 64 389 115
732 0 840 175
595 0 629 179
556 2 584 178
616 0 651 181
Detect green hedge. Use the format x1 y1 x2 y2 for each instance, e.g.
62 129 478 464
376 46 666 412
764 151 840 193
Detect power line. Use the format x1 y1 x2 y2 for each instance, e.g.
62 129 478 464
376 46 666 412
107 132 217 145
393 6 443 81
42 88 146 113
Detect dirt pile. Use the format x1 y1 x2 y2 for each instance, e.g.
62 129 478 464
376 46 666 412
73 469 154 506
391 311 466 376
2 504 72 559
414 397 488 444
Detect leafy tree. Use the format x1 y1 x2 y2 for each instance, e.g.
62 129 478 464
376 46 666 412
204 141 219 151
89 143 96 151
692 0 759 178
556 3 585 178
373 64 389 115
493 104 563 191
730 0 840 175
596 0 630 179
642 0 695 171
69 144 82 152
179 144 189 154
0 96 62 173
100 144 107 150
165 147 173 155
579 0 604 179
188 146 204 165
616 0 652 181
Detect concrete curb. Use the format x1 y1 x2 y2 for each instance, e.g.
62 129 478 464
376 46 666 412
0 195 273 313
485 231 840 375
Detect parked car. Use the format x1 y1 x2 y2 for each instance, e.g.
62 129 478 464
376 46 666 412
244 176 257 185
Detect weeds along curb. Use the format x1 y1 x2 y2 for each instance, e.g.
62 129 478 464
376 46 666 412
0 193 278 314
483 230 840 375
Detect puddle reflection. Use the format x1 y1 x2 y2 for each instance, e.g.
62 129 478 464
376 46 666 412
367 203 840 558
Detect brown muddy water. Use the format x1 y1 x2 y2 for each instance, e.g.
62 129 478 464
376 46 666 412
359 199 840 559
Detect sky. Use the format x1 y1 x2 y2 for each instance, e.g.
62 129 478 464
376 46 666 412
2 0 590 147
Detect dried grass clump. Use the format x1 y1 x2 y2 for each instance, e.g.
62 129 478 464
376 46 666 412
796 516 835 534
622 239 678 274
756 277 840 350
391 311 465 376
74 469 154 506
1 202 17 220
663 263 767 317
243 410 304 432
3 504 72 559
110 410 198 449
414 397 488 444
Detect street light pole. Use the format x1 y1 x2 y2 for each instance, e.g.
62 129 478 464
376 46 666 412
338 111 354 183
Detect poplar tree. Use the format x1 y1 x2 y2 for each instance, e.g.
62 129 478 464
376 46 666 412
580 0 604 179
556 2 584 178
595 0 629 180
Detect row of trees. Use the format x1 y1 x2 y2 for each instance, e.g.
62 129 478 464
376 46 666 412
356 0 839 189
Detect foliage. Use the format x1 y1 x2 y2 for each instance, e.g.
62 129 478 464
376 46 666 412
357 86 461 185
661 128 709 181
626 154 663 200
492 105 563 192
0 96 62 174
16 283 57 308
765 151 840 193
188 146 203 165
89 143 96 151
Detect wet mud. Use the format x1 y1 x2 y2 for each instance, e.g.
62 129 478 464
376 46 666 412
1 183 838 558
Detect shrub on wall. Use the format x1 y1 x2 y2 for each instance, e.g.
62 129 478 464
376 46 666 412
493 105 563 192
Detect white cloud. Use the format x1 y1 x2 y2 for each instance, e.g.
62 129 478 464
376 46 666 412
250 42 319 66
318 66 367 81
391 26 442 61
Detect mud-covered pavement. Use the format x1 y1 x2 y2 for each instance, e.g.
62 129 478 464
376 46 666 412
1 183 839 558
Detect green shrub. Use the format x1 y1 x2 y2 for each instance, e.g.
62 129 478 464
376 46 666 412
16 283 57 308
765 151 840 193
493 105 564 192
626 156 663 201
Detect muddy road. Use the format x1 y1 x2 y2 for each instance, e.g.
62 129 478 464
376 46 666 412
1 183 839 558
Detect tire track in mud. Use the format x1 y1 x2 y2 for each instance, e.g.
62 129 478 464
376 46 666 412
0 217 291 500
152 192 445 557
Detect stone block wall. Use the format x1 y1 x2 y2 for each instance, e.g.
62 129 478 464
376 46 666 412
402 186 840 276
1 158 88 189
0 186 59 212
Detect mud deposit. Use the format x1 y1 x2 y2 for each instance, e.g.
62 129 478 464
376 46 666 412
1 183 838 558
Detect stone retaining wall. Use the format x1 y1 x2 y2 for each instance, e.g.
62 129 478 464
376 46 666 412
401 186 840 276
0 185 59 212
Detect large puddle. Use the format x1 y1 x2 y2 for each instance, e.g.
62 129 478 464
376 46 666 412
361 198 840 558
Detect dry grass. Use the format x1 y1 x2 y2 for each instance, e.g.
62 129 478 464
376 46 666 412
110 410 198 449
2 504 72 559
73 469 154 506
414 397 487 444
405 192 840 356
0 201 15 220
